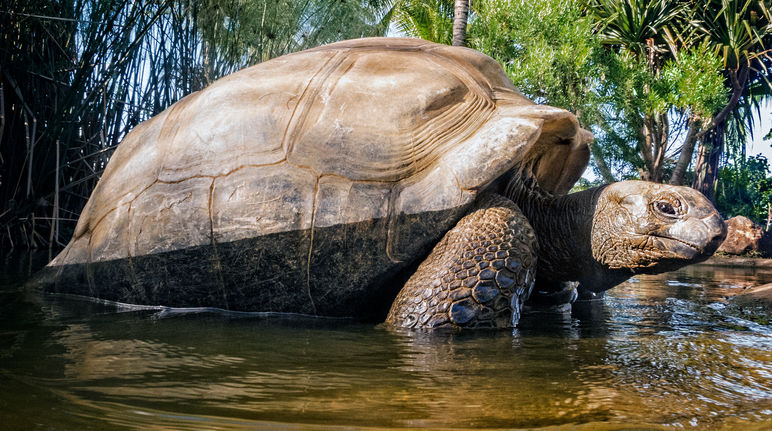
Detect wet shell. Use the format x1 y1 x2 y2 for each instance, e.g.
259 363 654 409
42 38 591 317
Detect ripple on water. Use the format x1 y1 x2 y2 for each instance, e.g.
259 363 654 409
0 256 771 430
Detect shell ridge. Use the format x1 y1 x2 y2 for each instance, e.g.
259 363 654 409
156 91 204 181
424 50 496 100
207 178 229 310
405 52 496 177
408 91 494 177
305 176 321 315
284 51 349 158
385 184 402 263
411 93 488 152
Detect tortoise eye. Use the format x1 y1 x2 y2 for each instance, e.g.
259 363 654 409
654 201 677 216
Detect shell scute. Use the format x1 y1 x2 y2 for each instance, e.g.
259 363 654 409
44 38 592 317
211 164 316 245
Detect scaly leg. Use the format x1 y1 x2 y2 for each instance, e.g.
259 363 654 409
386 194 538 329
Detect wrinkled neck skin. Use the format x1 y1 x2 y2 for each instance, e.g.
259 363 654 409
502 174 727 301
504 178 627 295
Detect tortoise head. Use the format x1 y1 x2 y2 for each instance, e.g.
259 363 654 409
590 180 726 280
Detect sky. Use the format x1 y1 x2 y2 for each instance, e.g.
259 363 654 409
582 100 772 182
748 99 772 161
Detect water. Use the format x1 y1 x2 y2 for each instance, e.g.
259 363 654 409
1 253 771 430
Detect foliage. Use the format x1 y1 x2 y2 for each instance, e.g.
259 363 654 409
567 28 727 183
0 0 393 249
660 41 727 117
470 0 600 117
586 0 772 187
574 49 643 180
196 0 393 69
468 0 623 181
589 0 686 57
1 0 181 249
693 0 771 71
391 0 455 44
685 0 772 196
714 154 772 225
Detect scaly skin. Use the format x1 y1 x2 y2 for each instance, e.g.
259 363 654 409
387 176 727 329
386 194 537 329
510 179 727 302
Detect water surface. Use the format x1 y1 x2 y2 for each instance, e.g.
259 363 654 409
1 253 770 430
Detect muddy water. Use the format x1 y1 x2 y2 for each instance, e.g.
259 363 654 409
1 253 770 430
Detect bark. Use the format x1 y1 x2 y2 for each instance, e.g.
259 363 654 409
638 112 668 182
669 116 702 185
678 68 748 192
635 40 671 183
639 116 655 181
452 0 469 47
692 139 708 192
671 65 749 188
589 141 616 183
652 113 668 182
693 126 723 201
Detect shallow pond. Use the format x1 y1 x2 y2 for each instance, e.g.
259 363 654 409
1 252 771 430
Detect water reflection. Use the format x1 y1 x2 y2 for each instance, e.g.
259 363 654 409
1 254 771 430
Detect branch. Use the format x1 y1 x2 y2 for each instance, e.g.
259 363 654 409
695 67 749 141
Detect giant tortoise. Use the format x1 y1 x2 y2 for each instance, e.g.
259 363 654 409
37 38 726 328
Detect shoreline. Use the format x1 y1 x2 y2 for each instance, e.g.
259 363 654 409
699 255 772 268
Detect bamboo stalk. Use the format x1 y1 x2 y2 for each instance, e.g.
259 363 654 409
1 0 393 250
24 110 31 198
49 139 59 253
0 83 4 165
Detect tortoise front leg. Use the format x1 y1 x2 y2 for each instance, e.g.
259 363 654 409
386 194 538 329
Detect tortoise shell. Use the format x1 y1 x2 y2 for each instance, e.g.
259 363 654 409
44 38 590 317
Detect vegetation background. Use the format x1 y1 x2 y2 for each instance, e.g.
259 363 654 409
1 0 770 251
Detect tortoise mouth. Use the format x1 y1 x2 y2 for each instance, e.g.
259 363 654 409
646 212 726 261
649 234 701 259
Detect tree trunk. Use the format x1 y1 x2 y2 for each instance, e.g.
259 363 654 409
452 0 469 47
639 116 655 181
692 125 724 201
669 116 702 185
638 112 668 182
689 68 748 197
692 140 708 192
652 112 668 182
589 141 616 183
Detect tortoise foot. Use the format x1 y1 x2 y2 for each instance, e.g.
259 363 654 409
385 194 537 329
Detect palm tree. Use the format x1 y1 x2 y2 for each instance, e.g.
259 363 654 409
590 0 686 182
675 0 772 199
453 0 470 46
591 0 771 192
391 0 455 44
389 0 474 46
591 0 684 57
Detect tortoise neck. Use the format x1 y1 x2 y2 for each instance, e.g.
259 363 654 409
505 175 605 286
